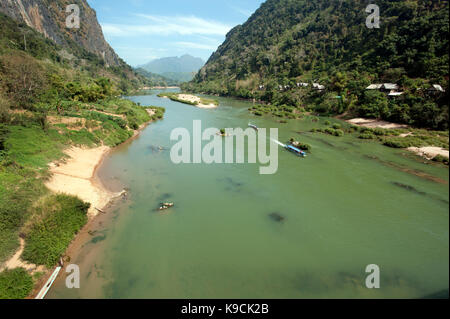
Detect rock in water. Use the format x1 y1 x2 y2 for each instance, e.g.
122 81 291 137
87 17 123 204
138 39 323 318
269 212 285 222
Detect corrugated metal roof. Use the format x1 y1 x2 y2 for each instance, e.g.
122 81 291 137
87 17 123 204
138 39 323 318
366 84 383 89
432 84 445 92
382 83 399 90
388 92 404 96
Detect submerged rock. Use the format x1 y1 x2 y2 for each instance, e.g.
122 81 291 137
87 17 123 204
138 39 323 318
392 182 426 196
269 212 285 222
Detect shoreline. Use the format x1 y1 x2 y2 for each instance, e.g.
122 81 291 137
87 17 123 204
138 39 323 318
26 118 156 298
346 118 409 129
407 146 449 160
177 94 219 109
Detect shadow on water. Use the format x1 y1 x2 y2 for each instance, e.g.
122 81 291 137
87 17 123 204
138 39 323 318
392 182 449 205
157 193 173 202
291 268 424 297
344 141 361 148
364 155 447 184
219 177 245 193
268 212 285 223
392 182 427 196
421 289 449 299
147 144 169 154
90 233 107 244
302 134 336 148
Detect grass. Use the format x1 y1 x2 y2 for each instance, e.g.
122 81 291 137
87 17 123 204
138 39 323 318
21 194 89 267
199 97 219 106
0 268 33 299
158 92 196 106
0 97 166 298
307 117 449 157
311 127 345 137
0 157 48 262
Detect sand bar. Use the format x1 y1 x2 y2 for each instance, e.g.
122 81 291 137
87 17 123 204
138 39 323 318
177 94 218 109
407 147 449 160
347 118 409 129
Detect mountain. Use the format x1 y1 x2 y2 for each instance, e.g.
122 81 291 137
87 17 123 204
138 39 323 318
139 54 204 83
184 0 449 130
0 0 121 67
135 68 179 87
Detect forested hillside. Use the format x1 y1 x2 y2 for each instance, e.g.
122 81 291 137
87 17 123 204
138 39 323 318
139 54 204 83
0 0 121 66
0 12 164 298
184 0 449 130
135 68 179 87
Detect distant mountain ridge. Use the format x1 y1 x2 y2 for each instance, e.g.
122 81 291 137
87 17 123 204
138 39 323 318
139 54 205 82
134 68 179 87
0 0 122 66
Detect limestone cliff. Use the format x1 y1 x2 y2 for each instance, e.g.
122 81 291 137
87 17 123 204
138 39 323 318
0 0 121 66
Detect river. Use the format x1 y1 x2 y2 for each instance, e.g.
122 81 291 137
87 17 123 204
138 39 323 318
48 90 449 299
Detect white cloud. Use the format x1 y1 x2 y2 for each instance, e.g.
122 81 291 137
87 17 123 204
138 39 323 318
101 14 232 37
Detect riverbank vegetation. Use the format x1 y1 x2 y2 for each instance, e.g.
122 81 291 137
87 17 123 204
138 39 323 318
158 92 219 107
0 12 166 298
0 268 33 299
22 195 89 267
304 117 448 161
183 0 448 131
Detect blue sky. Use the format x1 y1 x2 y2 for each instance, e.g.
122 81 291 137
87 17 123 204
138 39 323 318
87 0 265 66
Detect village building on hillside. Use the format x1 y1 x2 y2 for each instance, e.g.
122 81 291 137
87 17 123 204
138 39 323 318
366 84 383 90
428 84 445 93
366 83 403 97
312 83 325 90
388 92 404 97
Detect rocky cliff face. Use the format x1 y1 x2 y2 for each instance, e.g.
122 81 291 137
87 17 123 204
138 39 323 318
0 0 121 66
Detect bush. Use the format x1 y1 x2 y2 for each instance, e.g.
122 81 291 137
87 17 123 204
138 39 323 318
332 123 342 129
373 128 387 136
0 53 47 108
0 124 8 151
22 195 89 267
0 94 11 123
295 142 311 151
359 132 375 139
0 268 33 299
324 128 335 135
432 155 449 165
383 140 410 148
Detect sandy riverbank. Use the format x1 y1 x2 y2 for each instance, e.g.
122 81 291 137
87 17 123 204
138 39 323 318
346 118 409 129
407 147 449 160
177 94 219 108
0 147 117 275
45 146 124 218
0 239 45 273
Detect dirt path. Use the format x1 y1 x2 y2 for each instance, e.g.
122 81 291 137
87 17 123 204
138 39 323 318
0 238 44 273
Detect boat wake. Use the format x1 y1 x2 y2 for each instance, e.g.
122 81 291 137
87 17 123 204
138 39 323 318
271 139 286 148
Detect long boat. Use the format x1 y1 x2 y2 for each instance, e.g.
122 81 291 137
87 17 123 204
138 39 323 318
285 144 307 157
248 123 259 131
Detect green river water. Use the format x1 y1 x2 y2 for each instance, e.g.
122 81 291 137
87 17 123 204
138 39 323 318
48 91 449 299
